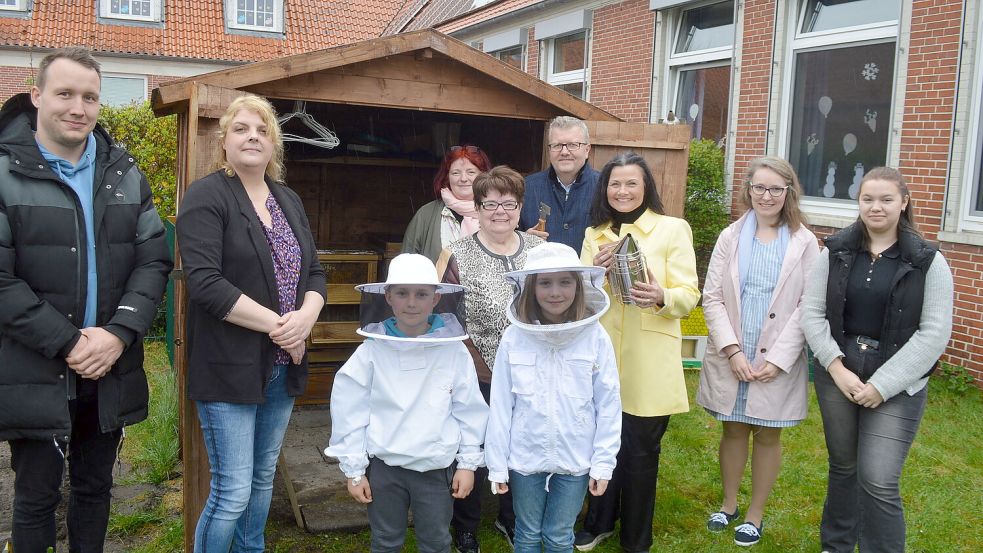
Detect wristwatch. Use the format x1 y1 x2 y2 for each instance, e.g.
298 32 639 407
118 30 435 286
351 475 363 486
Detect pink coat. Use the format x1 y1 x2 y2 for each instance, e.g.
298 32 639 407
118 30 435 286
696 212 819 422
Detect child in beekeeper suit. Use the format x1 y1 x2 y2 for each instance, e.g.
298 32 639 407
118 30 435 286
324 253 488 553
485 242 622 553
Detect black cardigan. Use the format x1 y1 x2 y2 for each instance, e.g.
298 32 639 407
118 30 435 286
176 170 326 403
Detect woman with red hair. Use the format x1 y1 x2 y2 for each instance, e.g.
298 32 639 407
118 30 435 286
402 145 492 262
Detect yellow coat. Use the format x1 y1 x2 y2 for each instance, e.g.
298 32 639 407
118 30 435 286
581 210 701 417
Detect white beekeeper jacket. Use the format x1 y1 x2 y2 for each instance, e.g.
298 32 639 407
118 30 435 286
485 244 622 485
324 315 488 477
324 253 488 479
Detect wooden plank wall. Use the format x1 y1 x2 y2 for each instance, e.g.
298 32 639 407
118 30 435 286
585 122 692 218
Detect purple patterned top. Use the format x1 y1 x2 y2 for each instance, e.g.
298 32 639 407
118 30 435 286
260 193 302 365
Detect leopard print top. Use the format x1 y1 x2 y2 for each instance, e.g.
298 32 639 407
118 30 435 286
445 231 544 380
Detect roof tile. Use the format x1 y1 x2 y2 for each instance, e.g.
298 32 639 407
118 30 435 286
0 0 410 62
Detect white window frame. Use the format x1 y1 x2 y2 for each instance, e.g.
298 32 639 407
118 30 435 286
489 44 526 72
663 0 734 133
225 0 284 34
99 0 161 22
958 2 983 232
100 73 148 107
776 0 901 220
543 30 590 98
0 0 28 12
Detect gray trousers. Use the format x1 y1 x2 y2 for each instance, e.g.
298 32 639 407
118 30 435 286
814 338 927 553
367 457 454 553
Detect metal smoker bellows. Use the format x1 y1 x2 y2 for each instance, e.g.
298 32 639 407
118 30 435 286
609 233 648 305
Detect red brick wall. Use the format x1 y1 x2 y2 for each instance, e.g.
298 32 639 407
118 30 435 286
731 0 981 386
589 0 654 122
901 0 980 382
2 68 183 106
0 66 37 103
527 28 539 78
731 0 776 204
147 74 180 99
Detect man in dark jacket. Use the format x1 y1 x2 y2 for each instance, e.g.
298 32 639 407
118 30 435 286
0 48 172 552
519 116 600 254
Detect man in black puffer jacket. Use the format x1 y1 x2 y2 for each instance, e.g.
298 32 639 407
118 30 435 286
0 48 172 553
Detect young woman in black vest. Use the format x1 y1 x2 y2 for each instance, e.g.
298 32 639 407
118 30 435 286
801 167 953 553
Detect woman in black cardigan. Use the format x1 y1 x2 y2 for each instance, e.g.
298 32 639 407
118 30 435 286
176 94 325 552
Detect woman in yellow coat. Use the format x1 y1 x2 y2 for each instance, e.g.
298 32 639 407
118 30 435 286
576 152 700 553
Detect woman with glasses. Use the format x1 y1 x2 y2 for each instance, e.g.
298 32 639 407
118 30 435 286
577 152 701 553
696 156 818 546
403 144 492 262
801 167 952 553
437 166 544 553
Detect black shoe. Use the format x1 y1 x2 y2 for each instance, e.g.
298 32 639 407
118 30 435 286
454 529 480 553
494 518 515 548
734 521 763 547
574 529 614 551
707 507 741 532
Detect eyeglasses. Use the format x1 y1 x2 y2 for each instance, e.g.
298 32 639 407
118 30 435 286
478 200 519 211
547 142 588 152
749 184 789 197
450 145 481 154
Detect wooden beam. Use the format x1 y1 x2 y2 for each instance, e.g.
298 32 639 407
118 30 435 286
245 72 560 120
153 31 435 109
428 34 621 122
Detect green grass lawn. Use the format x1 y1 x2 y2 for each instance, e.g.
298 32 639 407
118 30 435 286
267 369 983 552
123 343 983 552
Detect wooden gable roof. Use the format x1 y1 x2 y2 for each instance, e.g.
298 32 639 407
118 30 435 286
152 29 619 122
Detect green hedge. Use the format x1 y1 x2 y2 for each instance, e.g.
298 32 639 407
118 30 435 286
98 101 177 220
684 139 729 290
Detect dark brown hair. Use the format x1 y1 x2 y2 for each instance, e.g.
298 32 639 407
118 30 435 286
514 272 586 324
36 47 101 91
856 166 920 249
472 165 526 205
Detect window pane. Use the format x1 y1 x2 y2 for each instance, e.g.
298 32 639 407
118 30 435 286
557 82 584 99
975 136 983 212
787 42 895 199
494 46 523 70
101 76 146 107
800 0 900 33
674 65 730 143
675 1 734 53
552 32 586 74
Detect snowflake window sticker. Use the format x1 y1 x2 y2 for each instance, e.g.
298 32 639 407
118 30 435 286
862 62 879 81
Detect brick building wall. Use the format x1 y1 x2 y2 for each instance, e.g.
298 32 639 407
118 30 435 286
729 0 981 385
589 0 654 123
0 66 37 103
731 0 776 204
902 0 981 381
1 68 182 106
527 28 539 79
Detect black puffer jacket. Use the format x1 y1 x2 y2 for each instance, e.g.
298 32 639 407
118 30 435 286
0 93 172 441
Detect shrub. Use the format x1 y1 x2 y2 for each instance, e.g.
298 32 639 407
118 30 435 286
98 101 177 220
937 362 979 395
684 138 729 288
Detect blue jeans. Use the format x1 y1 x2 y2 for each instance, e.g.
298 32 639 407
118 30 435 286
509 471 589 553
814 340 927 553
194 365 294 553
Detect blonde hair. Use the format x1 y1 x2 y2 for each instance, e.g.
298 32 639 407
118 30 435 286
742 156 807 230
216 95 285 183
515 272 587 324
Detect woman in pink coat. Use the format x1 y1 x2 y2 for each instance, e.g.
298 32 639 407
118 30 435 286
696 157 819 546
